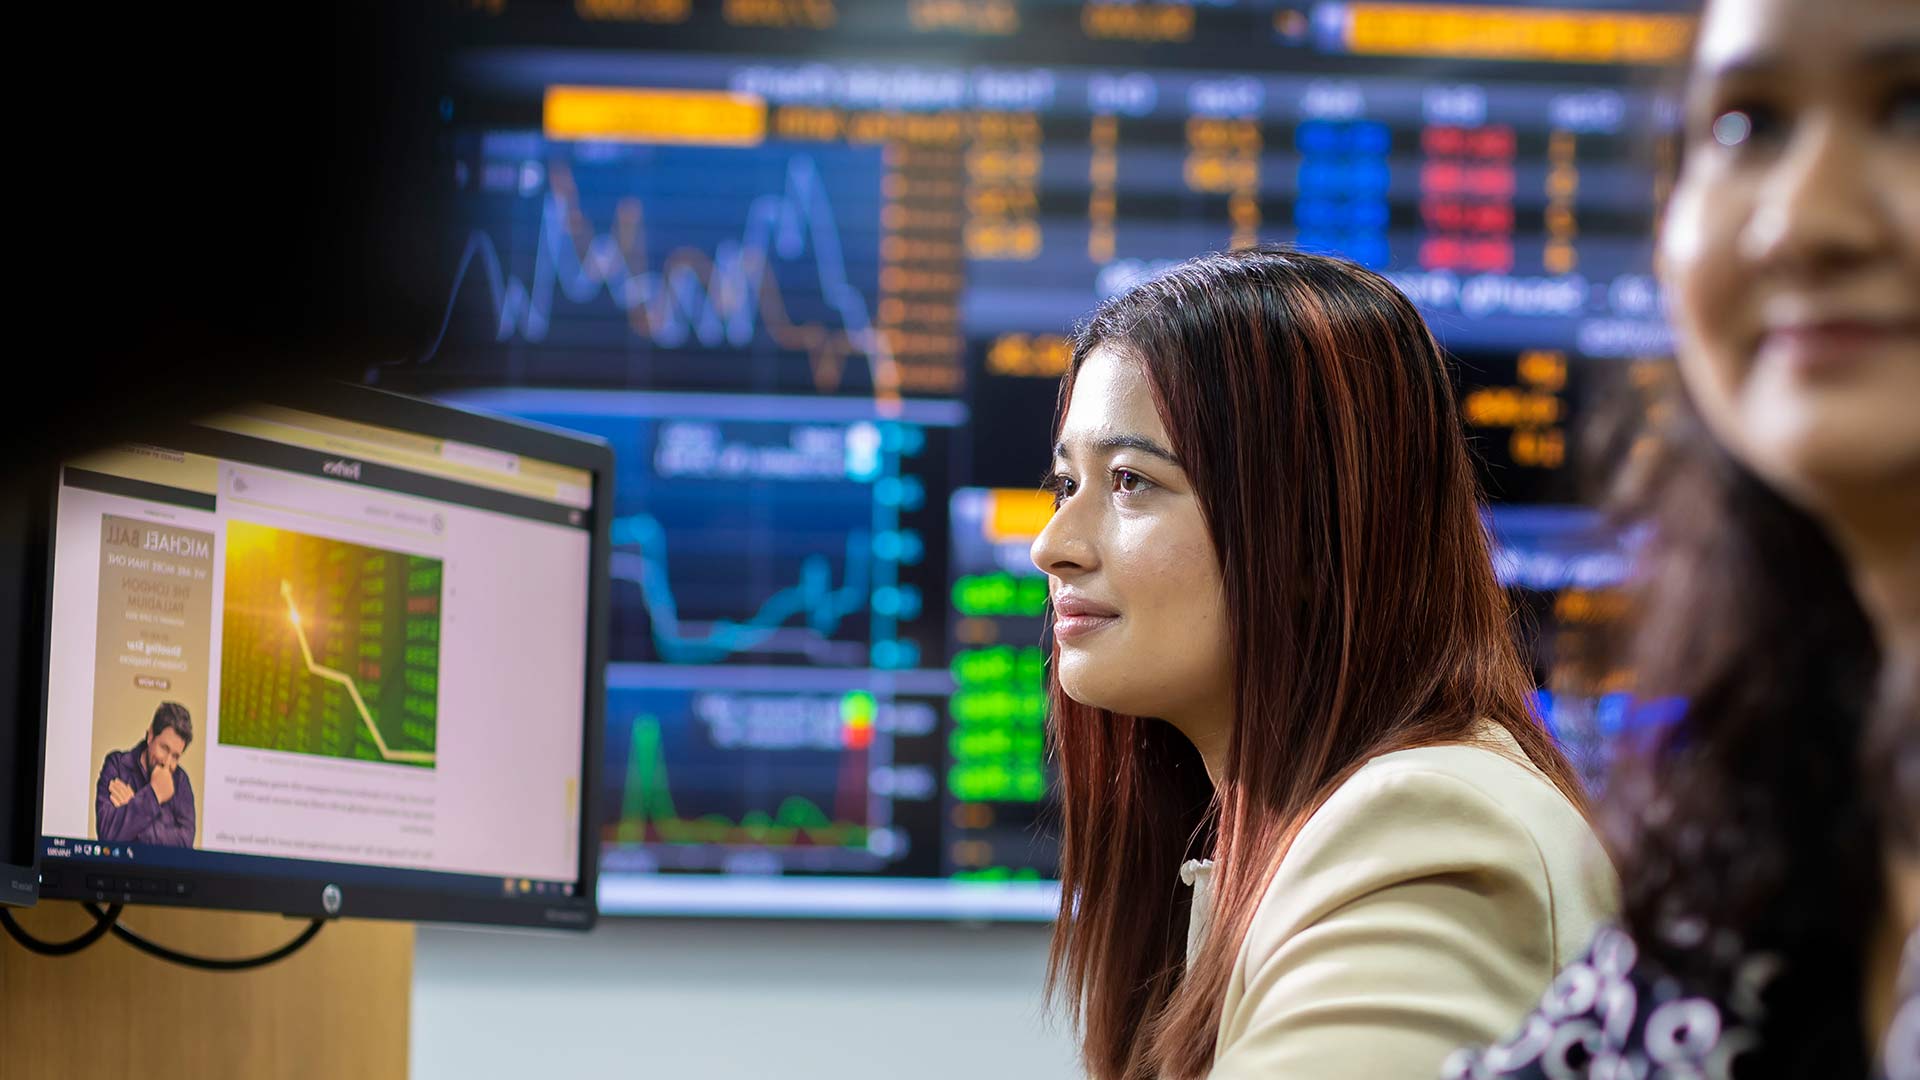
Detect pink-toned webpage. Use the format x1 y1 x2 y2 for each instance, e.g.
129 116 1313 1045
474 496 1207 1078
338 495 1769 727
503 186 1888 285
43 460 589 885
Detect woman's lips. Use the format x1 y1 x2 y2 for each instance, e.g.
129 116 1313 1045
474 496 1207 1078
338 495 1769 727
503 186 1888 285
1054 612 1119 642
1052 595 1120 643
1761 320 1920 377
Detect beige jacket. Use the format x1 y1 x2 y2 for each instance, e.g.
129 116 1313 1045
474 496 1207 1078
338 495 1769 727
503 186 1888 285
1183 724 1617 1078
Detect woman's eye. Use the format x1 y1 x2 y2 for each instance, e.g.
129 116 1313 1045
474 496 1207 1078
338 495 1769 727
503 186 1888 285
1888 87 1920 135
1113 468 1149 494
1706 103 1782 150
1045 474 1077 508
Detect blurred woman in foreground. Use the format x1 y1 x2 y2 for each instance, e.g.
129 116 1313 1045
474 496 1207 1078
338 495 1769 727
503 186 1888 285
1449 0 1918 1075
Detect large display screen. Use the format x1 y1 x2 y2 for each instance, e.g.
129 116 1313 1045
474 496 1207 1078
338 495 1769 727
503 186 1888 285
383 0 1685 918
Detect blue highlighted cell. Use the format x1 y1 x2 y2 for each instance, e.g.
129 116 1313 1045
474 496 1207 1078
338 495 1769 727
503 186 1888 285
1294 119 1393 156
1348 121 1392 155
1295 120 1344 154
1293 198 1392 230
1297 160 1391 196
1291 230 1391 269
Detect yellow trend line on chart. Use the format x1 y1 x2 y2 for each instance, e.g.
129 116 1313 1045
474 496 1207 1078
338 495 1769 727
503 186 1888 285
280 579 436 765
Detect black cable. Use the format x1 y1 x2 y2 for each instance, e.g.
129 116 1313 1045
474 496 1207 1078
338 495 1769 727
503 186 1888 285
82 902 325 971
0 902 123 956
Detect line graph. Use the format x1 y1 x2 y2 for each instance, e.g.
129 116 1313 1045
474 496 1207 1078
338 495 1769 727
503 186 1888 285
426 143 899 397
459 399 945 670
279 580 435 766
612 713 870 848
599 687 894 874
218 522 440 768
610 514 870 665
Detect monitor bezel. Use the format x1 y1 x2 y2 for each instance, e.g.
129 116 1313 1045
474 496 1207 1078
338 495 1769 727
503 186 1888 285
35 382 609 931
2 477 52 907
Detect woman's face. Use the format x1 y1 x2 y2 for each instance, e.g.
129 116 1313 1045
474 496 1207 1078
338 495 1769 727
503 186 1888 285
1031 346 1233 727
1660 0 1920 510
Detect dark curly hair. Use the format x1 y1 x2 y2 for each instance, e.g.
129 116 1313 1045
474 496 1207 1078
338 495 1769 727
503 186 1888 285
1594 369 1913 1076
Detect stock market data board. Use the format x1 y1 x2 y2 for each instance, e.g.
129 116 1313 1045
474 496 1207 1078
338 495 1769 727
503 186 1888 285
392 0 1687 918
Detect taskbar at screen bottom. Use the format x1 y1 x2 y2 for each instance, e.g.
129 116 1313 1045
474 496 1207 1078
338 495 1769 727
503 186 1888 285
596 872 1061 921
38 836 588 929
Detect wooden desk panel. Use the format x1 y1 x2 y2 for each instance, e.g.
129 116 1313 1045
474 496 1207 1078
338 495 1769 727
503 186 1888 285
1 902 411 1080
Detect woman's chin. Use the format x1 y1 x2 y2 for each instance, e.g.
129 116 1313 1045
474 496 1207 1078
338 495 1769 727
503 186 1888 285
1056 653 1111 709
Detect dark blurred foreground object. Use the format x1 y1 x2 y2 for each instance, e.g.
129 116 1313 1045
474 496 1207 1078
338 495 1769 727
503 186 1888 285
13 1 450 481
4 1 452 902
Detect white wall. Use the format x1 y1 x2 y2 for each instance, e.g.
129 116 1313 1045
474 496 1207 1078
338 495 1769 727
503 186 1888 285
411 919 1080 1080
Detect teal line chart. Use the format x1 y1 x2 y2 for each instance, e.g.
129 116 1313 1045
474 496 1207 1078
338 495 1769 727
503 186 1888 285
450 399 941 671
596 437 922 668
608 514 874 665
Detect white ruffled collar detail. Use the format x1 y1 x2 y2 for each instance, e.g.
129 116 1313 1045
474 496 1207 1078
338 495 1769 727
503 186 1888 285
1180 859 1217 961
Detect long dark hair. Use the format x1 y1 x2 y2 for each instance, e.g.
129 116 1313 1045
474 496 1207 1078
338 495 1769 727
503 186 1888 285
1584 17 1920 1065
1043 247 1590 1080
1595 371 1911 1075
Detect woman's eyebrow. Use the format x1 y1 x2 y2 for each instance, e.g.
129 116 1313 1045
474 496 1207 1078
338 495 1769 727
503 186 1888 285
1053 432 1182 468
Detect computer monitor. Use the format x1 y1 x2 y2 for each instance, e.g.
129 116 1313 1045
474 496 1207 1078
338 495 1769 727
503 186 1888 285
35 385 610 929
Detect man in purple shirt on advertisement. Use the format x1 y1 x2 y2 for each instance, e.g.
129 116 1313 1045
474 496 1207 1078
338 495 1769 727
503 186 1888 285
95 702 197 847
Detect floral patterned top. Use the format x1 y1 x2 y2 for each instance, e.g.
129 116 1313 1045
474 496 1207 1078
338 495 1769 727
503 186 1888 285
1442 924 1919 1079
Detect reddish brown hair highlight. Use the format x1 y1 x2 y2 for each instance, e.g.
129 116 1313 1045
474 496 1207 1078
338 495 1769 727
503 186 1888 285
1043 247 1588 1080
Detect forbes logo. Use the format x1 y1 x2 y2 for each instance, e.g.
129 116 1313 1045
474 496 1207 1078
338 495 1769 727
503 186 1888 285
322 459 363 481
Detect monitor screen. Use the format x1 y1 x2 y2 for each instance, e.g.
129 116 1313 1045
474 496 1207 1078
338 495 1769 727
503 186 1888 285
36 387 609 929
379 0 1685 919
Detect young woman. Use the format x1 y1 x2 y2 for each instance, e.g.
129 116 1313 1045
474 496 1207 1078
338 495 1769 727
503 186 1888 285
1033 247 1618 1080
1446 0 1919 1075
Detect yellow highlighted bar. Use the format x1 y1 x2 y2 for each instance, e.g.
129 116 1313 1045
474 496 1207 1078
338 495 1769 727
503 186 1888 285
544 86 768 145
1342 4 1694 65
985 488 1055 544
